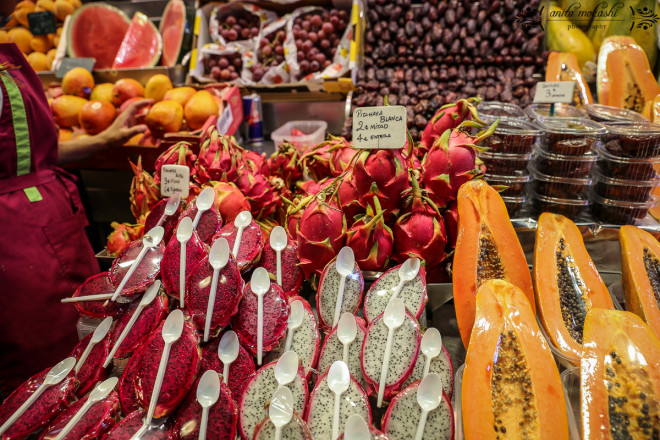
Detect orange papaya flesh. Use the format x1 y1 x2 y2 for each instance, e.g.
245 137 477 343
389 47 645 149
606 48 660 116
533 213 614 365
596 36 640 106
462 279 568 440
620 225 660 339
546 51 593 107
453 179 534 349
581 308 660 440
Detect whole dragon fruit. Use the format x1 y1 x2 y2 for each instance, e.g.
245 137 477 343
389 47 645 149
244 150 270 177
195 127 243 184
107 222 144 257
235 169 278 220
336 172 364 228
129 155 160 221
328 136 357 176
346 197 393 272
268 141 303 186
419 97 482 155
299 140 333 182
154 141 197 185
208 181 251 224
421 120 495 207
444 200 458 250
392 176 447 268
353 148 409 214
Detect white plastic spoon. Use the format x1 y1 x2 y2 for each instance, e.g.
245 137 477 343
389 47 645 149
156 194 181 227
270 385 294 440
284 300 305 352
420 328 443 378
413 373 444 440
251 267 270 365
75 316 113 374
269 226 288 287
176 217 194 308
328 361 351 440
0 357 76 436
344 414 371 440
337 313 357 364
62 293 114 303
332 247 355 328
232 210 253 259
103 281 161 368
274 351 299 390
389 258 421 303
110 226 164 303
191 187 215 229
377 298 406 408
217 331 239 385
204 238 230 342
197 370 221 440
53 377 118 440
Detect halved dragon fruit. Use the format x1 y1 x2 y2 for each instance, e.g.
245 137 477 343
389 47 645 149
336 423 389 440
360 309 421 402
173 372 237 440
212 220 264 272
144 196 185 245
230 281 289 358
161 231 208 302
118 343 147 414
109 291 169 359
0 368 77 439
199 333 255 404
185 255 243 335
264 296 320 380
401 333 454 397
238 359 308 440
316 257 365 332
39 390 121 440
134 319 201 419
69 331 113 397
101 409 173 439
304 368 372 440
381 379 454 440
363 263 428 324
316 315 368 390
258 234 303 297
253 411 312 440
110 239 165 297
179 202 223 245
71 272 124 318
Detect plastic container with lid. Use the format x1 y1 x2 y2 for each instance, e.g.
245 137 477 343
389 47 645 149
531 188 590 219
478 150 532 175
525 103 588 120
476 100 526 122
533 144 598 178
596 146 660 181
480 119 540 154
535 117 607 156
590 191 657 225
271 120 327 153
502 193 526 218
530 163 592 199
593 167 658 202
584 103 647 123
603 122 660 158
484 172 530 197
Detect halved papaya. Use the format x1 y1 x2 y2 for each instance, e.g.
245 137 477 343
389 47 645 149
462 279 568 440
596 36 641 106
606 47 660 118
546 51 593 107
581 308 660 439
453 180 534 348
651 94 660 124
620 225 660 339
533 213 614 365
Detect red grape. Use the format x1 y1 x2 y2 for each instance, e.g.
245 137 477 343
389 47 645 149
226 16 236 26
220 69 231 80
218 58 229 68
322 22 334 34
308 32 318 43
311 15 322 27
227 29 238 40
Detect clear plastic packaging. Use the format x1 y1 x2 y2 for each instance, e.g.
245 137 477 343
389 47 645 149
560 368 582 440
271 120 328 152
603 122 660 158
502 194 526 217
597 145 660 181
525 103 588 120
476 101 526 122
484 172 530 197
590 191 657 225
584 103 647 123
531 188 590 219
593 167 658 202
533 145 598 178
535 117 606 156
530 163 592 199
480 119 540 154
478 150 532 175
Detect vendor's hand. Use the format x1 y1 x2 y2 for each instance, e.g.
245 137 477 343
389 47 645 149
100 98 153 148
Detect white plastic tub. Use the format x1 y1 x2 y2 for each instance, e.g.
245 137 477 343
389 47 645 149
271 120 328 152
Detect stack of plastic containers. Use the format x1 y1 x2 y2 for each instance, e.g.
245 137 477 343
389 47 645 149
525 103 588 120
583 103 647 123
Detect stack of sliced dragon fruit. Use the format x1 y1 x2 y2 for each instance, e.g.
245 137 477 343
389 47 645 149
0 189 455 440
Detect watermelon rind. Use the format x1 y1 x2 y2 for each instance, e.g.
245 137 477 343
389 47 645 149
112 12 162 69
159 0 187 67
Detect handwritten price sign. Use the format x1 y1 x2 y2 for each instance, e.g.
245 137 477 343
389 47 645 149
533 81 576 104
160 165 190 198
352 106 407 149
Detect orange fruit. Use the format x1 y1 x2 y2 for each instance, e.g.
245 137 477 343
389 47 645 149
184 90 219 130
0 30 9 44
8 28 33 54
27 52 50 71
13 1 35 27
30 35 53 53
145 100 184 137
144 74 173 102
53 0 74 20
58 128 72 141
79 100 116 134
35 0 55 12
62 67 94 98
163 86 196 107
51 95 87 128
90 83 114 103
46 48 57 67
112 78 144 107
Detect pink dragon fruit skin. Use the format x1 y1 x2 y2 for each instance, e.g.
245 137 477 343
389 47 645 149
353 148 409 214
118 344 145 414
419 97 482 154
300 141 333 182
363 263 428 324
212 220 264 272
360 308 421 403
72 272 124 318
110 240 165 297
154 142 197 186
316 316 368 391
258 234 303 298
0 368 77 439
336 173 365 229
134 320 202 419
101 409 174 440
144 197 185 245
172 372 237 440
304 368 372 440
346 196 394 272
161 231 208 302
110 292 169 359
253 411 312 440
443 200 458 250
39 391 121 440
194 128 243 185
381 380 454 440
198 332 255 404
328 137 357 177
234 169 278 220
231 281 289 357
267 141 303 187
401 344 454 398
316 257 364 333
178 202 223 245
209 181 251 224
238 359 308 440
244 150 270 176
185 256 243 334
68 331 112 397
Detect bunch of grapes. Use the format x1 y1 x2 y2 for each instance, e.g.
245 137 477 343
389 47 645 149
214 12 259 42
205 53 242 81
249 29 286 82
292 9 349 79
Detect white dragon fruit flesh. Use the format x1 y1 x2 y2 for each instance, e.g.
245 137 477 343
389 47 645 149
315 258 364 332
363 263 427 324
253 411 312 440
316 315 368 390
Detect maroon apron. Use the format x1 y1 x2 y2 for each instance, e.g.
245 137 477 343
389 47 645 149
0 44 99 395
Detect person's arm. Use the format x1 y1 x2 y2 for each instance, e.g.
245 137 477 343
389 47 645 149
57 99 153 165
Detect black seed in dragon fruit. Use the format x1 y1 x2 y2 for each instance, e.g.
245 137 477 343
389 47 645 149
363 264 428 324
134 320 201 419
401 334 454 397
39 390 121 440
71 272 124 318
316 257 365 332
144 197 185 245
173 372 237 440
253 411 312 440
238 360 308 440
304 369 371 440
118 344 145 414
381 379 454 440
179 202 223 245
212 219 264 272
68 331 112 397
100 409 174 440
360 309 421 403
110 239 165 297
110 291 169 359
258 234 303 298
317 315 368 390
161 231 208 302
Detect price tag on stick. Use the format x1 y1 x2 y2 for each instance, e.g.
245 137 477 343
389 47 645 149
533 81 576 104
27 11 56 36
160 165 190 198
352 106 407 149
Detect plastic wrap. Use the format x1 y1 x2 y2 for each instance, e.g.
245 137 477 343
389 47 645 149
244 16 290 85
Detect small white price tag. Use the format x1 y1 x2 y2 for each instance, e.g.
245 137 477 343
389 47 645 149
352 105 407 149
160 165 190 198
217 106 233 135
533 81 576 104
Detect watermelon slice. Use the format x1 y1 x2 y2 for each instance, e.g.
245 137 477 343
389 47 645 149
113 12 162 69
67 3 130 69
160 0 187 67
